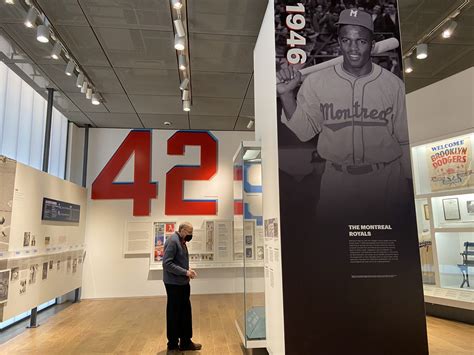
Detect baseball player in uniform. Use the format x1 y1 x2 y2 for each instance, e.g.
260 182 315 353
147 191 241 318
277 9 411 221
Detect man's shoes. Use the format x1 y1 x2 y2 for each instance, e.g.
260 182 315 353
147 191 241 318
167 344 179 352
179 340 202 351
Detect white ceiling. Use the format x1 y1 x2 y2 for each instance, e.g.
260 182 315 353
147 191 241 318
0 0 472 130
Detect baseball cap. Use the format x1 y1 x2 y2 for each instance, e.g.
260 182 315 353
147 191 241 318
336 9 374 32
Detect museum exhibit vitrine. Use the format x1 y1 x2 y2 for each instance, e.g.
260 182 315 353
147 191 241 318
233 142 266 349
411 133 474 308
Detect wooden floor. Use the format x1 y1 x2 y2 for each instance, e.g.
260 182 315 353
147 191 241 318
0 295 472 354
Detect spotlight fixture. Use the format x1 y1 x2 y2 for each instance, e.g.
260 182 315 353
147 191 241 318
174 34 185 51
416 44 428 59
36 25 50 43
171 0 182 10
51 41 62 59
86 88 92 99
183 100 191 112
24 8 37 28
164 121 172 126
81 81 88 94
5 0 15 4
404 57 413 73
247 120 254 129
178 54 186 70
442 20 458 38
76 72 84 88
182 89 190 101
173 19 185 37
65 60 75 76
179 78 189 90
91 93 101 105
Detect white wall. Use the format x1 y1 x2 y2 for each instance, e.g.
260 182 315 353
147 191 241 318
82 129 257 298
406 67 473 145
254 1 285 354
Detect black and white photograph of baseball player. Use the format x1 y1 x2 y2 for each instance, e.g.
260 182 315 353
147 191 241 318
276 0 412 222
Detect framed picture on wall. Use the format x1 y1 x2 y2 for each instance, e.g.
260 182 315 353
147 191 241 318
467 200 474 214
442 198 461 220
423 204 430 220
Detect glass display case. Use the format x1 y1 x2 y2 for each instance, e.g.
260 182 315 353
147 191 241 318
411 132 474 308
233 142 266 349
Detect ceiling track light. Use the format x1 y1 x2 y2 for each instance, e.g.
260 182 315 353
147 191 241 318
5 0 15 4
173 19 185 37
403 57 413 74
91 93 101 105
442 20 458 38
247 120 254 129
171 0 182 10
65 60 75 76
174 34 185 51
183 100 191 112
178 54 186 70
51 41 62 59
76 72 84 88
24 7 37 28
416 43 428 59
36 24 50 43
86 88 92 100
179 78 189 90
182 89 190 101
81 81 88 94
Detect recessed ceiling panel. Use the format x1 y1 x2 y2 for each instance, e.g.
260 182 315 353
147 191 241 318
246 76 254 99
139 113 189 129
102 94 135 113
116 68 179 95
83 66 125 94
239 98 254 118
67 92 108 113
36 0 89 26
129 95 182 114
189 115 236 131
87 112 142 128
81 0 171 30
0 2 26 23
191 97 242 116
56 25 109 67
192 71 251 98
190 33 256 73
95 28 176 69
188 0 267 36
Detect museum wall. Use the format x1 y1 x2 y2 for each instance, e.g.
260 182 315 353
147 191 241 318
406 67 473 145
254 2 285 354
81 128 261 298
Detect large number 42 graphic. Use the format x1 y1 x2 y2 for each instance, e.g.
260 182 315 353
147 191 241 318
91 130 218 216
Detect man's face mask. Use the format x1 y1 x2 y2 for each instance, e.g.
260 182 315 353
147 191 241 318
185 234 193 242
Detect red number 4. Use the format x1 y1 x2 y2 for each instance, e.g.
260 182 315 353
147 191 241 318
91 130 157 216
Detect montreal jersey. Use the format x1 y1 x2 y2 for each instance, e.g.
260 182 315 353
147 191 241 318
283 63 409 166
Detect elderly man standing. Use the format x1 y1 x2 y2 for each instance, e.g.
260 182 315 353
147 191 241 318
163 222 201 352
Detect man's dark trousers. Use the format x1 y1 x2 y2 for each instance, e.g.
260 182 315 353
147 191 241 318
164 283 192 347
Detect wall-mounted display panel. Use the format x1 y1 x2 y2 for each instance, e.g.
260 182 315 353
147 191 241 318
0 156 87 321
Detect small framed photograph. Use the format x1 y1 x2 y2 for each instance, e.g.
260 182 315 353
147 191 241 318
442 198 461 221
467 200 474 214
423 204 430 220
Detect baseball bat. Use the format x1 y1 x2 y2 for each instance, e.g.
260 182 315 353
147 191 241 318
278 38 400 82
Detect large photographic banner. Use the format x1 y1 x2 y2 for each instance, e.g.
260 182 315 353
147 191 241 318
274 1 428 353
427 136 473 192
